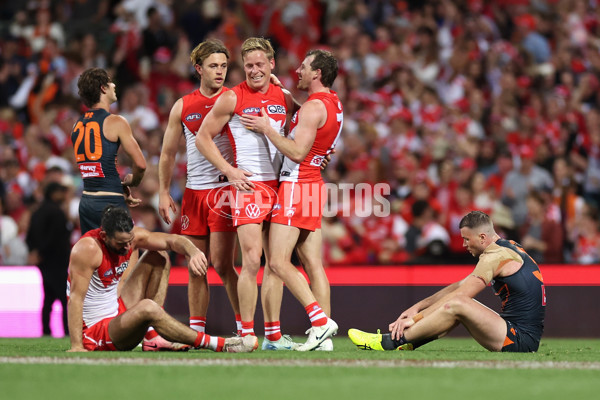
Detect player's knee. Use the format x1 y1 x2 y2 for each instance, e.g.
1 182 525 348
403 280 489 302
136 298 163 320
241 248 262 270
442 295 471 317
143 250 170 270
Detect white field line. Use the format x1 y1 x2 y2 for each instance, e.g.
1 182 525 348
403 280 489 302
1 356 599 370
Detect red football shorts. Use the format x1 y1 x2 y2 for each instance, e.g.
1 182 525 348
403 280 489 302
82 297 127 351
231 180 279 226
270 180 326 231
180 187 236 236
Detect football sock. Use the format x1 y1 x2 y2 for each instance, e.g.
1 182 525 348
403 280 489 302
235 314 242 335
264 321 282 341
190 316 206 333
381 333 435 350
305 302 328 327
241 320 255 336
194 331 225 352
144 327 159 340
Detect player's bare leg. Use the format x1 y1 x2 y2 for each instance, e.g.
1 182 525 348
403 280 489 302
297 229 330 316
236 223 264 335
261 223 298 349
210 231 241 330
402 296 507 351
187 235 210 332
112 250 256 353
268 223 337 351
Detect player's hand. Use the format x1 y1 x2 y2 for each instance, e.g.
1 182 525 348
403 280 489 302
123 185 142 208
240 108 271 135
270 73 283 88
226 167 255 191
158 192 177 225
121 173 134 187
188 251 208 276
389 315 415 341
67 346 88 352
320 149 336 170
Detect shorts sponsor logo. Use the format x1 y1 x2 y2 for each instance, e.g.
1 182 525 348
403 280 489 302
79 162 105 178
181 215 190 231
285 207 296 217
245 203 261 219
185 113 202 121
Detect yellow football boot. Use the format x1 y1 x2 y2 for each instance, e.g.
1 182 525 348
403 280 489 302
347 328 385 351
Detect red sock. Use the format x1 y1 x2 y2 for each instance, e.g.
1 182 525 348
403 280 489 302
194 332 226 352
264 321 282 341
190 316 206 333
144 328 159 340
241 320 254 336
235 314 242 336
305 302 327 327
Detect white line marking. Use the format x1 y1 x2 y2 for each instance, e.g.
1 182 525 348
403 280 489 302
1 357 599 370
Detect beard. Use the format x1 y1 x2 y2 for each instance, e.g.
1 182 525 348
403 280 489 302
105 242 128 256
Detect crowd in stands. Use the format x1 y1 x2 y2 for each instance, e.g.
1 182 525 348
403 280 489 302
2 0 600 266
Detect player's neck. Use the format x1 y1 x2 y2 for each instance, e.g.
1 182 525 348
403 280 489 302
307 84 329 97
199 85 222 98
91 96 112 112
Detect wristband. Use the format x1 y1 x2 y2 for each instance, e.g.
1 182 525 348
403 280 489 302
412 313 424 323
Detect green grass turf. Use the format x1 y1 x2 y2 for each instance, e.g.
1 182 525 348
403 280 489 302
1 337 600 400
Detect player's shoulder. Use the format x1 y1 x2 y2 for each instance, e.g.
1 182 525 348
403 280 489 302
480 242 521 264
71 236 102 264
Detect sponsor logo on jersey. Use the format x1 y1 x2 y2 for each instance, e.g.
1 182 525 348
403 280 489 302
267 105 286 115
242 107 261 114
310 155 325 167
280 171 291 176
185 113 203 121
291 112 298 124
115 262 128 276
79 162 105 178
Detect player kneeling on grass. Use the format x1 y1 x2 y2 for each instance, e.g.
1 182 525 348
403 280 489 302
349 211 546 353
67 206 258 353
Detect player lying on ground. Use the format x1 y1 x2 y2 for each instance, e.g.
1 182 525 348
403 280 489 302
66 206 257 353
349 211 546 352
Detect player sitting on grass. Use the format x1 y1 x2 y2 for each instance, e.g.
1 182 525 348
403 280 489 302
349 211 546 352
67 206 258 353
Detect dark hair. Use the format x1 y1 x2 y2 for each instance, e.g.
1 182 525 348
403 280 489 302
77 68 111 107
100 206 134 237
306 49 338 88
459 210 492 230
412 199 430 218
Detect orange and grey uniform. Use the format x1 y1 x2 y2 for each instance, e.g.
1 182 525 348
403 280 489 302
474 238 546 352
71 109 128 233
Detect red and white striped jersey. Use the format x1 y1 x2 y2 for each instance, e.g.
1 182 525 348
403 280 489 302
66 228 133 328
226 82 288 182
181 88 233 189
280 91 343 183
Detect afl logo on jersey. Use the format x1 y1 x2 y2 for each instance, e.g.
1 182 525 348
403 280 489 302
267 105 286 115
243 107 261 115
185 113 203 121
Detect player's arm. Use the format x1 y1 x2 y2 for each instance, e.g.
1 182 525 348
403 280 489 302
66 238 101 352
158 99 183 224
241 100 324 163
388 269 487 339
132 227 208 276
105 114 147 187
196 91 254 191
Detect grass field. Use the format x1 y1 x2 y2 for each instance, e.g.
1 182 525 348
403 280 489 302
2 336 600 400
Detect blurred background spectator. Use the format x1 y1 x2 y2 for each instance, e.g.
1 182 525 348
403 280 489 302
1 0 600 265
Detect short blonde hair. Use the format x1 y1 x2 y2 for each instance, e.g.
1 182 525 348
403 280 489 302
241 37 275 60
190 39 230 67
